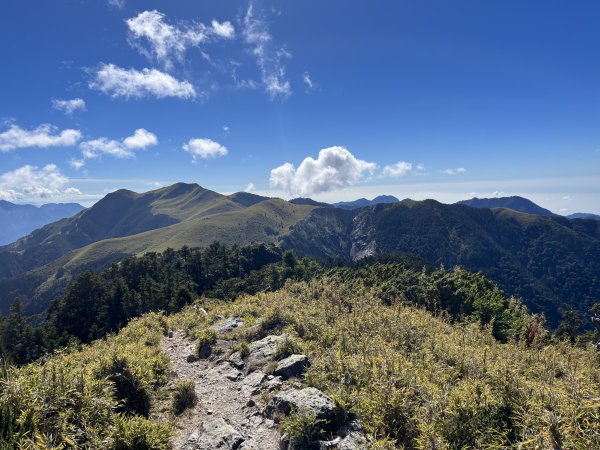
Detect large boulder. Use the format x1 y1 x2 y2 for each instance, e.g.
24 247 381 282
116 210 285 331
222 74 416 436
265 387 338 423
247 334 287 365
273 354 309 380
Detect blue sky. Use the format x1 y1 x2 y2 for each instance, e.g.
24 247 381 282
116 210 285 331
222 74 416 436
0 0 599 213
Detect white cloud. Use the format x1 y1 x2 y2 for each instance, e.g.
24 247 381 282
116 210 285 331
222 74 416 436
123 128 158 149
269 146 376 197
382 161 412 178
492 191 505 198
52 98 86 116
562 195 571 200
303 72 314 90
107 0 125 9
69 158 86 170
90 64 196 99
211 20 235 39
222 125 230 133
126 11 235 69
0 164 82 201
245 182 256 192
183 138 228 162
442 167 466 175
0 123 81 152
80 128 158 159
243 3 291 99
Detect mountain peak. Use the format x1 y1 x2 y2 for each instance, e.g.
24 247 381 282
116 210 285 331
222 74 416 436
457 196 555 217
333 195 400 210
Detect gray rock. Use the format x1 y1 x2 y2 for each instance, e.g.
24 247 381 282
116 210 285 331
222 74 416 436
265 387 338 423
241 370 267 396
187 354 199 363
338 420 368 449
265 376 283 392
273 354 309 380
213 317 245 334
194 417 244 449
208 363 242 382
228 351 245 369
247 334 287 365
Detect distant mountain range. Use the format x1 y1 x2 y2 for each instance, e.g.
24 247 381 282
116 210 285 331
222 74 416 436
333 195 400 209
568 212 600 221
0 201 84 245
1 185 599 325
456 196 556 216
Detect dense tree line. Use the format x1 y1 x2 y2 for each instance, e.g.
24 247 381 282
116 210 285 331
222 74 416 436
1 243 598 366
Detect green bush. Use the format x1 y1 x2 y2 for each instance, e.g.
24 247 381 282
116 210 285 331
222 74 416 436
112 415 171 450
195 328 217 358
172 380 197 415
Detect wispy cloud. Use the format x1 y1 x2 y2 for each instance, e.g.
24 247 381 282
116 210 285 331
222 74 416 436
80 128 158 160
442 167 466 175
183 138 228 162
0 164 81 201
243 3 291 99
126 10 235 69
0 122 81 152
90 64 196 99
302 72 314 90
244 182 256 192
52 98 86 116
270 146 376 197
107 0 125 9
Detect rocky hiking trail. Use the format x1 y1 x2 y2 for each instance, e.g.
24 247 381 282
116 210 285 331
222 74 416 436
161 317 367 450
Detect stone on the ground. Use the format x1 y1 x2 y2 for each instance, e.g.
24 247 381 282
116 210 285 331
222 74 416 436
193 417 244 449
338 420 368 449
213 317 245 334
264 387 338 423
187 354 199 363
247 334 287 365
265 376 283 392
241 370 267 396
273 354 309 380
208 363 242 382
228 351 245 369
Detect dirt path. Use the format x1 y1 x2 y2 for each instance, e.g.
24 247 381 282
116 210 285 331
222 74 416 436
162 330 281 450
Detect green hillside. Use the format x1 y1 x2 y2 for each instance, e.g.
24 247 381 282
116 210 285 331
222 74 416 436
0 199 315 314
282 200 600 324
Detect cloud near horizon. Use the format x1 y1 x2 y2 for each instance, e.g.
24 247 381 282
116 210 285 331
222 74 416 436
0 164 81 201
270 146 376 197
0 123 81 152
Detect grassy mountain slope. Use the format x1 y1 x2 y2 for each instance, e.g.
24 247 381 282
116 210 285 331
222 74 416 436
0 183 242 280
2 274 598 449
0 199 315 314
282 200 600 323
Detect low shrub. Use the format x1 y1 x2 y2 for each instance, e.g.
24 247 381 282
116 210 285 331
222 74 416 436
172 380 197 415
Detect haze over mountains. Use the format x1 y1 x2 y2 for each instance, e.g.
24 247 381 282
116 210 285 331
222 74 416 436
0 201 84 245
0 183 599 326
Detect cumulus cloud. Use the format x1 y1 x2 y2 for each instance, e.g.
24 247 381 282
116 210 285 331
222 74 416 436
80 128 158 159
52 98 86 116
126 11 235 68
0 164 82 201
442 167 466 175
182 138 228 162
269 146 376 197
243 3 291 99
382 161 413 178
90 64 196 99
0 123 81 152
244 182 256 192
211 20 235 39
